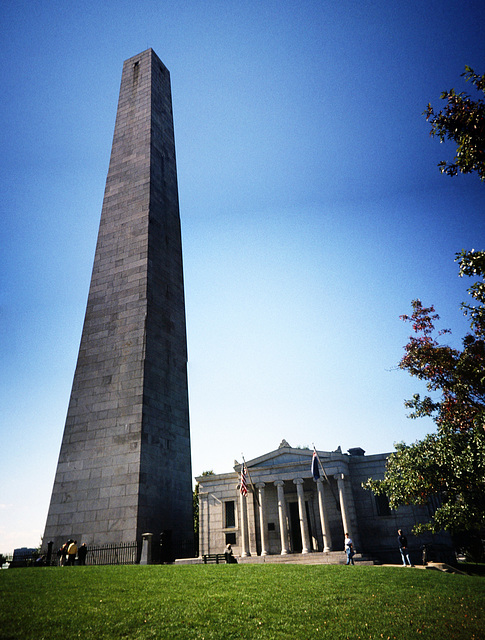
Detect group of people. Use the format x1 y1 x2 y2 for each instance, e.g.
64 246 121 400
55 533 412 567
225 531 413 566
58 540 88 566
345 529 414 566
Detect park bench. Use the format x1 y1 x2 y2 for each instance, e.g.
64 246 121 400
202 554 227 564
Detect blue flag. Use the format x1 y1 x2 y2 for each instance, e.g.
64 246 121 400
312 449 320 480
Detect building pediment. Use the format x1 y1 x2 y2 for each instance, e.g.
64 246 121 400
240 448 312 471
235 443 343 473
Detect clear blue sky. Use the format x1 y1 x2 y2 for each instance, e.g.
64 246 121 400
1 0 484 554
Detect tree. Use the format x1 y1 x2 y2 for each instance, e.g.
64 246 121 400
425 66 485 181
364 70 485 552
364 252 485 539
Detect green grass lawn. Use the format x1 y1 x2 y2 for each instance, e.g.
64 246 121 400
0 564 483 640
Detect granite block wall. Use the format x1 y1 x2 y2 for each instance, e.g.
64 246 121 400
43 50 193 557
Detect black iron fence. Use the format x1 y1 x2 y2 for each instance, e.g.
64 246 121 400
7 536 197 567
85 541 140 565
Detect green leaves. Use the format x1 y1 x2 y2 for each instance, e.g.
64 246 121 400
425 67 485 181
365 423 485 534
456 249 485 338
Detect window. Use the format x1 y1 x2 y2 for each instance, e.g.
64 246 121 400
375 493 392 516
225 532 236 545
268 522 275 531
225 500 235 528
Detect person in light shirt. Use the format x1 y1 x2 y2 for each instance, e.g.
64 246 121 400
344 533 354 565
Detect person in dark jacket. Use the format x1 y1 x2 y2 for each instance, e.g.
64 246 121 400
77 543 88 566
224 544 237 564
398 529 413 566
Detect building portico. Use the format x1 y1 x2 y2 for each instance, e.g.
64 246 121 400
197 441 360 558
196 440 454 564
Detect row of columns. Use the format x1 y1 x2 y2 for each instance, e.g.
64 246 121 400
239 474 354 557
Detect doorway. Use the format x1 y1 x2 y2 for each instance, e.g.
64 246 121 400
289 502 302 552
289 500 314 553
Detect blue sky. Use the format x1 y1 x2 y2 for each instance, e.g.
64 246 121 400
1 0 484 553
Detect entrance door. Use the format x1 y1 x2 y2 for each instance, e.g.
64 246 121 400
289 502 302 552
289 500 314 553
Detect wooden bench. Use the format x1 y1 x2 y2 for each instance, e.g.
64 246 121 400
202 553 227 564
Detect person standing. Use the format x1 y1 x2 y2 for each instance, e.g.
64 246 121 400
344 533 354 565
77 543 88 566
398 529 413 566
59 541 69 566
67 540 78 566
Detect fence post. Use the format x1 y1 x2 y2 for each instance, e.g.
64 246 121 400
46 541 53 566
140 533 154 565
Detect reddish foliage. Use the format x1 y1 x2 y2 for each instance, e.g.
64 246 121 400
399 299 485 432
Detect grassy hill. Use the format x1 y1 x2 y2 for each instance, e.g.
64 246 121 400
0 564 483 639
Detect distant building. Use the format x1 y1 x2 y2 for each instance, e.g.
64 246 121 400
10 547 38 568
196 441 453 564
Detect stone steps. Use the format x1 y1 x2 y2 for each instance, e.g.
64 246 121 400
236 551 375 565
175 551 377 566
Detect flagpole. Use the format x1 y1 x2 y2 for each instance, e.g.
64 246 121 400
241 454 260 507
312 443 330 482
312 444 340 511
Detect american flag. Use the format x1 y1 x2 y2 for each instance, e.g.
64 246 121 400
240 464 248 496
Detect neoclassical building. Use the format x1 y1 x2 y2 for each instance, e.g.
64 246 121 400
196 441 453 564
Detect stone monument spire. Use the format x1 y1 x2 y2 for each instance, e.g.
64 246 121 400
43 49 193 559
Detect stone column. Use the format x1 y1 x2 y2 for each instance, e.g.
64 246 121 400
46 541 53 566
335 473 352 540
255 483 268 556
293 478 311 554
316 478 332 552
274 480 289 555
239 491 251 557
198 492 208 556
140 532 153 565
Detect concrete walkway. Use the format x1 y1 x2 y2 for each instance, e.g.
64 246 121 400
380 562 467 575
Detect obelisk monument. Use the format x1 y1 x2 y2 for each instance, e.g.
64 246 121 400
43 49 193 558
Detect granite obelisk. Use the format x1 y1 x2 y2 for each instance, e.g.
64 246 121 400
43 49 193 558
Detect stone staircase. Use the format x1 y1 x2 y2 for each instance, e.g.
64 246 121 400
237 551 376 566
175 551 377 566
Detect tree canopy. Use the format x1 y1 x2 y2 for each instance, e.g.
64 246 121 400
364 253 485 536
364 70 485 545
425 66 485 181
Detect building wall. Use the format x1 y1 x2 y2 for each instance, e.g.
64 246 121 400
348 453 453 563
